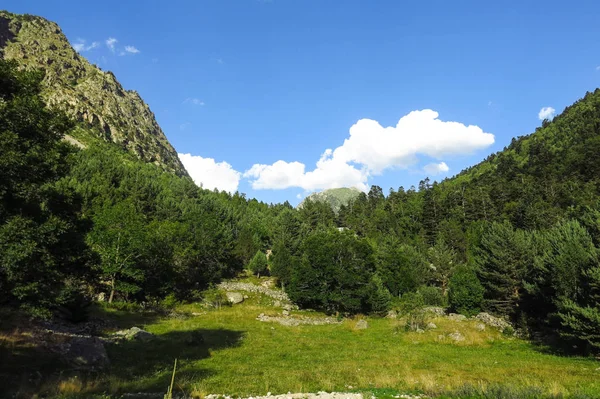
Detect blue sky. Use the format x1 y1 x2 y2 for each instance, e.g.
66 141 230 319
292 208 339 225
8 0 600 204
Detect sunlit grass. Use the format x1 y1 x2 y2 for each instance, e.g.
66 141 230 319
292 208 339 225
2 288 600 398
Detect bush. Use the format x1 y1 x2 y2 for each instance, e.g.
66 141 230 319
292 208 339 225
418 285 446 307
397 292 427 331
202 287 229 309
448 265 484 316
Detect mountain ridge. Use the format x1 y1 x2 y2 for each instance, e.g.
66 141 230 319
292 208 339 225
0 11 188 176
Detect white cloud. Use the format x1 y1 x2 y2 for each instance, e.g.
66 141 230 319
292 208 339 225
244 109 493 191
183 98 205 106
423 161 449 176
124 45 140 54
179 153 241 193
73 39 99 53
538 106 556 120
243 150 369 191
106 37 118 52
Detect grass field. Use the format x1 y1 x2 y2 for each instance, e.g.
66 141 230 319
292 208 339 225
2 283 600 398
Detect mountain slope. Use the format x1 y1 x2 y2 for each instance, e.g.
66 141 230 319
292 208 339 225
299 187 362 213
0 11 187 176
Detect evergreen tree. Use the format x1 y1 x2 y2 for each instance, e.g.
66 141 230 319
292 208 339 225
248 250 269 277
448 265 484 316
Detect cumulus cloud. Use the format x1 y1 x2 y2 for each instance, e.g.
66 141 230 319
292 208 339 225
73 39 99 52
244 109 493 191
106 37 118 52
538 106 556 120
183 98 205 106
423 161 449 176
244 150 369 191
179 153 241 193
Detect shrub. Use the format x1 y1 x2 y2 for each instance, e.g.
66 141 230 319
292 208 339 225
202 287 229 309
366 274 392 316
448 265 484 316
418 285 446 307
398 292 427 331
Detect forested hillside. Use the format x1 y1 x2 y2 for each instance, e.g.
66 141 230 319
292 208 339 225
1 20 600 356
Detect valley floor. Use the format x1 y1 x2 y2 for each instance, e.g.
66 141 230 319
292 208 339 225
2 279 599 399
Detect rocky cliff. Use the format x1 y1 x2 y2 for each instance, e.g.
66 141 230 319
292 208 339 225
0 11 188 176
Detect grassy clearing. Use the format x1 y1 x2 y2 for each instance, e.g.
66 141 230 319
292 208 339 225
1 287 600 398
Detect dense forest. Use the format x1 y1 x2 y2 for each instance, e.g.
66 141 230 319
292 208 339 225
1 59 599 355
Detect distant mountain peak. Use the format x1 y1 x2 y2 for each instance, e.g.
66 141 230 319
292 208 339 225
298 187 362 212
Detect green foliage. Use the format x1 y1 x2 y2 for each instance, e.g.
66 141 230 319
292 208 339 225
248 250 269 277
418 285 446 307
0 59 94 315
448 265 484 316
475 221 533 317
287 230 377 314
376 239 428 297
366 274 392 316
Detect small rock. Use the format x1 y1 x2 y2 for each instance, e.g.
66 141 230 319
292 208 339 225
423 306 446 316
386 310 398 319
243 295 249 299
114 327 154 342
226 292 244 304
355 319 368 330
274 300 282 307
475 323 486 331
282 310 290 316
448 313 467 321
426 322 437 330
416 328 425 334
449 331 465 342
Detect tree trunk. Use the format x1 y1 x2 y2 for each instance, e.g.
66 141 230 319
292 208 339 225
108 277 115 303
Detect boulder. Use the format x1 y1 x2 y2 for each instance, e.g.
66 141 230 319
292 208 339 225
114 327 155 342
449 332 465 342
475 323 486 331
448 313 467 322
282 310 290 316
426 322 437 330
423 306 446 316
475 312 511 330
355 319 368 330
61 337 110 370
226 292 244 304
386 310 398 319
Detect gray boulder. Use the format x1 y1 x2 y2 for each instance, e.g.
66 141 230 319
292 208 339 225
448 313 467 322
226 292 244 304
62 337 110 370
355 319 368 330
114 327 155 342
449 331 465 342
426 322 437 330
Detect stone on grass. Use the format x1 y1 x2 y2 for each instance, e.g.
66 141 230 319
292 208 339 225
426 322 437 330
114 327 154 342
449 331 465 342
282 310 290 316
448 313 467 321
386 310 398 319
226 292 244 304
355 319 368 330
61 337 110 370
475 323 486 331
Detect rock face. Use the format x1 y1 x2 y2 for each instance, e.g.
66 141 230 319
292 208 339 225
226 292 244 304
0 11 187 176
